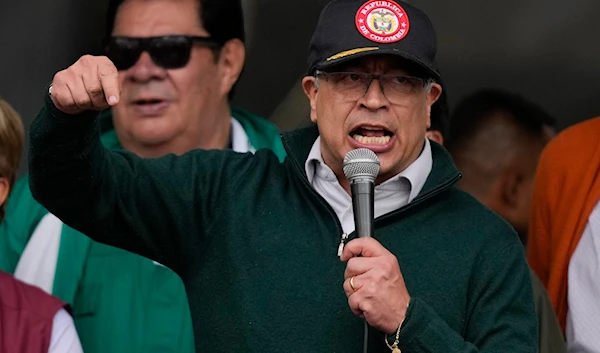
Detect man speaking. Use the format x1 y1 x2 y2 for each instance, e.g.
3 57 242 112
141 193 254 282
29 0 537 351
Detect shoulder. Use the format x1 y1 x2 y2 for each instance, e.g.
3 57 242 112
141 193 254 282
540 116 600 167
433 186 521 249
4 174 49 228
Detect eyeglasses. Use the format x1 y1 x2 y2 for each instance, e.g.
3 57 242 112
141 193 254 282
104 35 222 71
315 71 431 104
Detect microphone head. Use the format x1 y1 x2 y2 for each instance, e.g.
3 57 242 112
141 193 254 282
343 148 381 183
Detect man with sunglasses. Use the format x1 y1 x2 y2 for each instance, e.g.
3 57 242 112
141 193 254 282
29 0 537 351
0 1 285 353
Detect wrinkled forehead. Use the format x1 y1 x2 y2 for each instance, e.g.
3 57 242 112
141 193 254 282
332 54 428 77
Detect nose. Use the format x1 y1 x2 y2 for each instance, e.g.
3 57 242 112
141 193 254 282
124 52 168 82
359 78 389 111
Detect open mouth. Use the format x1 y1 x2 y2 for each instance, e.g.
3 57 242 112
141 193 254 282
350 126 394 145
134 98 165 106
131 98 169 116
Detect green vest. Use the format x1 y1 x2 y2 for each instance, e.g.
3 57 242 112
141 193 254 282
0 107 286 353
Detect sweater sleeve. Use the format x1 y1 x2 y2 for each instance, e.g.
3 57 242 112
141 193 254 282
28 90 259 275
399 243 537 353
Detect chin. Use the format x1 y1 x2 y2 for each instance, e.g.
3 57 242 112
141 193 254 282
131 124 176 146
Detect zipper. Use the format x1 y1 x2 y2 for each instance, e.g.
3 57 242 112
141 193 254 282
337 233 349 257
283 138 346 253
281 135 462 255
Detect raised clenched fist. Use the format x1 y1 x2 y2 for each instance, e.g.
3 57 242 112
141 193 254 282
50 55 121 115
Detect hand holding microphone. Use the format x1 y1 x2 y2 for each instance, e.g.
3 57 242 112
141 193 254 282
340 148 411 335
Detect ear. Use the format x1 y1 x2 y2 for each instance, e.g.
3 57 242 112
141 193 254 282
425 130 444 145
427 82 442 105
0 177 9 208
218 39 246 97
499 168 522 207
491 166 526 229
302 76 319 124
425 82 442 129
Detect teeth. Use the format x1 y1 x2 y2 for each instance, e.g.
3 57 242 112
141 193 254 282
352 134 391 145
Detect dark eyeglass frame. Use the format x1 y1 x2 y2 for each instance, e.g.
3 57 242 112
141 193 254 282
315 70 432 103
104 35 223 71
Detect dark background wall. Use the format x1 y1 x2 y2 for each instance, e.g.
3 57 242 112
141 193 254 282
2 0 599 177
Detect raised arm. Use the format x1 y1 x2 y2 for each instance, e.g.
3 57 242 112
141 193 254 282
28 55 252 275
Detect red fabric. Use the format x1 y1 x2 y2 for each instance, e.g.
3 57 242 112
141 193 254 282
0 271 68 353
528 116 600 332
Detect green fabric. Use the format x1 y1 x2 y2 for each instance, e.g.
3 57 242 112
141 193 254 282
530 270 567 353
3 106 285 353
230 107 286 162
29 95 538 352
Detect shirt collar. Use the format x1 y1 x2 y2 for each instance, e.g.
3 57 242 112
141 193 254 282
230 116 256 154
305 137 433 203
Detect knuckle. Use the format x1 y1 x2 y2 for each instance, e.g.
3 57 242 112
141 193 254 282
361 302 372 314
348 295 359 308
73 96 90 108
54 92 71 106
79 54 94 66
362 282 376 296
373 268 385 279
97 55 112 64
381 261 394 274
87 84 103 96
52 71 67 85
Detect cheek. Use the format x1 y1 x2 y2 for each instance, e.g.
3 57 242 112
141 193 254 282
168 67 217 110
315 93 353 129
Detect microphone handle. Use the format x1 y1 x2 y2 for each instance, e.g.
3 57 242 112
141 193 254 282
351 180 375 238
350 180 375 352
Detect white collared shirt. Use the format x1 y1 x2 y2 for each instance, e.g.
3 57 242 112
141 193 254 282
305 137 433 235
566 199 600 352
230 117 256 154
49 308 83 353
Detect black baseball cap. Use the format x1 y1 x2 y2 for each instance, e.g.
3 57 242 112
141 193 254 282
307 0 440 80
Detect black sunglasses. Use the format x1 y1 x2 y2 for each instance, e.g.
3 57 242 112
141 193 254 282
104 35 222 71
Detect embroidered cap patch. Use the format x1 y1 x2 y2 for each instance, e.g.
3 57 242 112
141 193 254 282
355 0 410 44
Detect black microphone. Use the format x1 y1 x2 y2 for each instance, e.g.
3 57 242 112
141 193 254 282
343 148 381 238
342 148 380 353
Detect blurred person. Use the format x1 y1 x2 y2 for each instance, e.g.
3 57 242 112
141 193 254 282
444 89 565 353
445 89 555 244
0 98 83 353
29 0 537 351
528 116 600 352
0 0 286 353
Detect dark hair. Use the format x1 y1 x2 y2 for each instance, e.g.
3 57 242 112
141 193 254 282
105 0 245 45
445 88 556 152
104 0 245 100
428 80 449 139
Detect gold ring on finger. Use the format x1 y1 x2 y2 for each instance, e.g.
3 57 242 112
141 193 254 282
350 276 357 292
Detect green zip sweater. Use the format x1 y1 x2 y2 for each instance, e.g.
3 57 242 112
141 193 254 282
29 93 538 353
2 107 285 353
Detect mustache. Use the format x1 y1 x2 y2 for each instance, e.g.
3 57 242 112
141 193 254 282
124 82 177 102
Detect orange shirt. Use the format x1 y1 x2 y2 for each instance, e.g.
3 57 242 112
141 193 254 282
528 116 600 332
